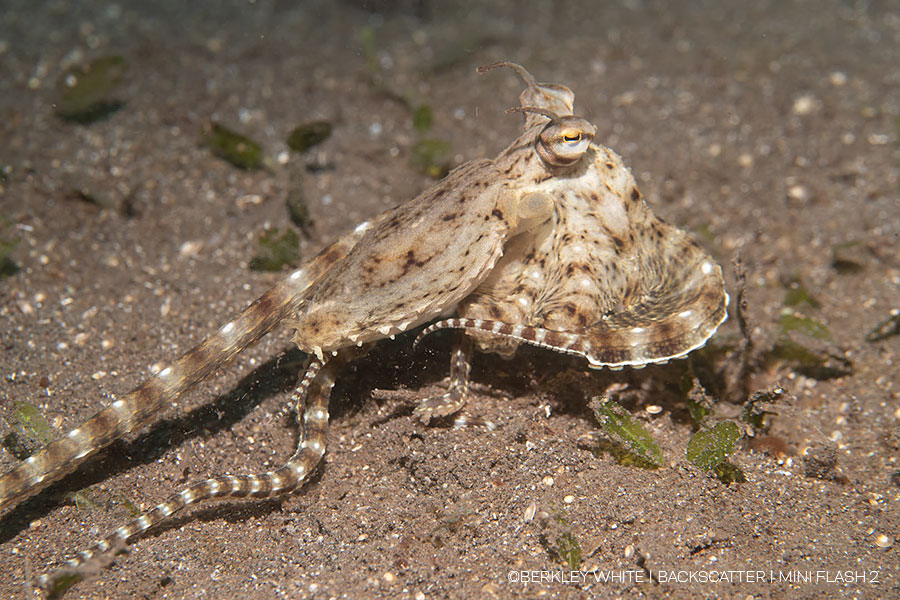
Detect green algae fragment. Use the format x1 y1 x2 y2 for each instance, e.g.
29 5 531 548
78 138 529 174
71 488 101 511
712 462 747 484
538 513 582 570
3 401 54 459
681 371 716 427
56 55 128 123
287 120 333 153
205 122 264 170
410 138 451 179
783 282 820 308
778 309 829 340
0 232 19 279
686 396 711 427
249 228 301 271
409 103 451 178
686 422 741 470
412 104 433 133
767 339 852 380
68 485 141 517
591 397 664 467
11 400 55 449
865 310 900 342
544 531 582 570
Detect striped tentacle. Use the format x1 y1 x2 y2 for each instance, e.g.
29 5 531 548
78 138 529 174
415 258 728 371
413 336 473 422
416 317 588 359
0 222 372 515
39 354 342 592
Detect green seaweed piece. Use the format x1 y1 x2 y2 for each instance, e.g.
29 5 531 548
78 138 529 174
681 371 716 428
68 485 141 517
686 398 710 427
591 397 664 467
204 122 264 170
767 339 852 379
70 488 101 511
548 531 582 570
712 462 747 484
410 138 451 179
538 514 582 570
12 401 55 446
3 401 54 459
248 228 301 271
865 310 900 342
412 104 433 133
118 494 141 517
686 422 741 471
778 309 829 340
783 281 820 308
56 55 128 123
0 233 19 279
287 120 333 153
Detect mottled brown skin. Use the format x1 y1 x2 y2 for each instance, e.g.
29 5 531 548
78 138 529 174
291 159 517 356
415 63 727 417
454 141 729 367
0 62 728 595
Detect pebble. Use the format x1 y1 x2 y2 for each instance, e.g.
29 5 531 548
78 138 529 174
524 502 536 522
787 184 810 202
792 94 817 115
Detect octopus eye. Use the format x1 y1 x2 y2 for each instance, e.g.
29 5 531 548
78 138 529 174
536 117 596 167
561 130 582 144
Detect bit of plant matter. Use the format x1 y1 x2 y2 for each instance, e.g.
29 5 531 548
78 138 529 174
56 55 128 123
248 228 301 271
287 120 333 153
204 122 265 170
591 397 664 468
